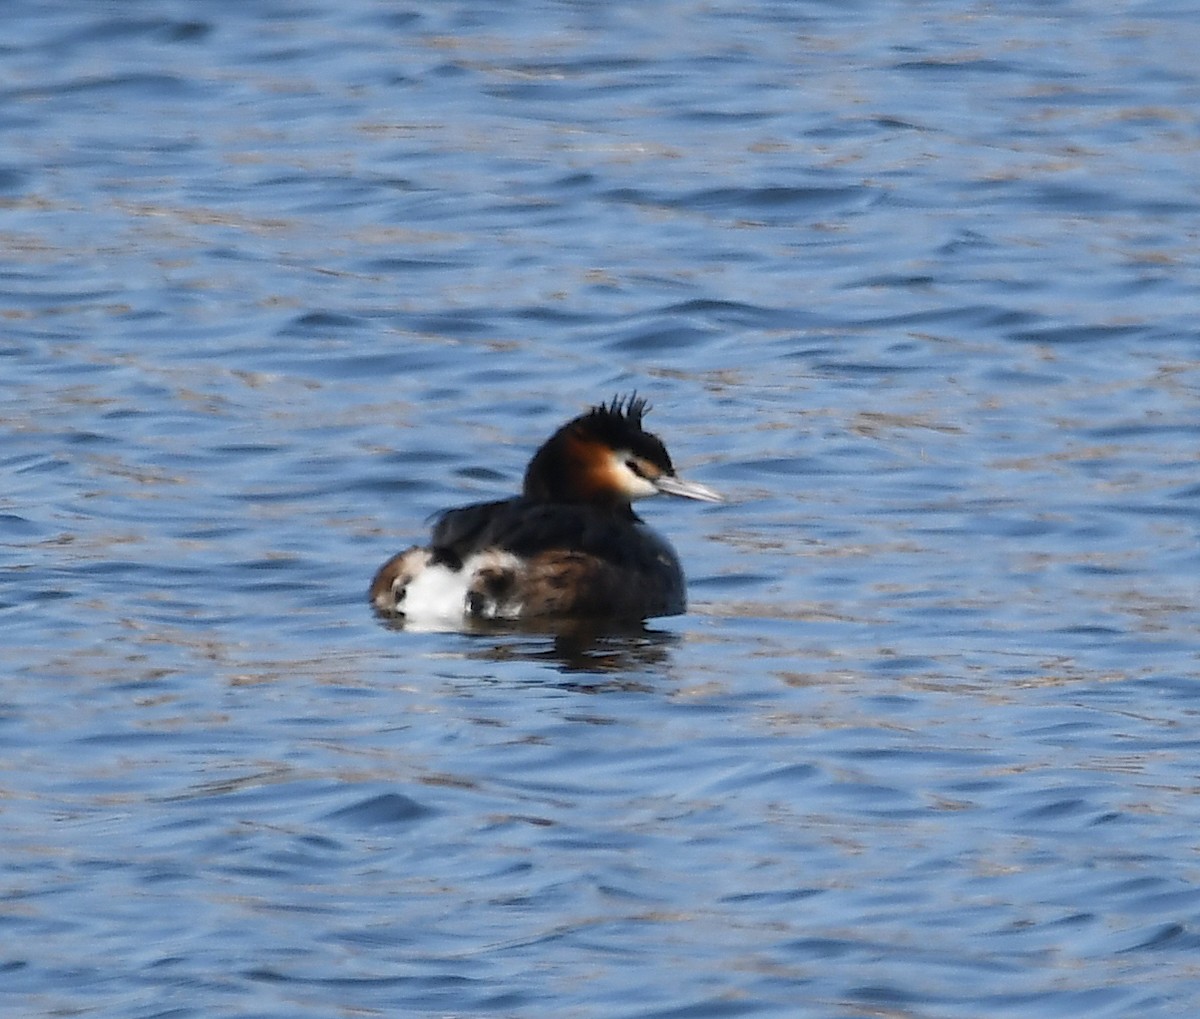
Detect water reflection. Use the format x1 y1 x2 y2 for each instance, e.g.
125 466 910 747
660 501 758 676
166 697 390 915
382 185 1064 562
374 609 678 678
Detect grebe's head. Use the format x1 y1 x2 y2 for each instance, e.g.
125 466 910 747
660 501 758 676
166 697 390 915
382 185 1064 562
523 394 722 507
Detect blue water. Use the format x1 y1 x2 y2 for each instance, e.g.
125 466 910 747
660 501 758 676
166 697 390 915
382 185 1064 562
3 2 1200 1016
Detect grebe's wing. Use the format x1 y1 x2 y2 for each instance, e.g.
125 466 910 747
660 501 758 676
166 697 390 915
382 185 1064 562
431 500 656 566
430 500 685 619
429 499 519 558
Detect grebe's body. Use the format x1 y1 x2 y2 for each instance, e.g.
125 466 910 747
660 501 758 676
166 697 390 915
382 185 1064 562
370 396 720 623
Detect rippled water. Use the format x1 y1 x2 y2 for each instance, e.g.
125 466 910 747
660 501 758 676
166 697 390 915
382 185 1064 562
3 2 1200 1016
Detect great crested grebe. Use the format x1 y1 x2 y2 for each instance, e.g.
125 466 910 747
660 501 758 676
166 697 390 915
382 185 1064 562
370 395 721 623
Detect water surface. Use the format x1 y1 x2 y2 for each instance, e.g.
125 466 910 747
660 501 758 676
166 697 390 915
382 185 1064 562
3 2 1199 1016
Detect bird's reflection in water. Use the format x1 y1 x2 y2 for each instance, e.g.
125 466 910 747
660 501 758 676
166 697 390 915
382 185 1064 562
375 610 679 683
480 618 678 680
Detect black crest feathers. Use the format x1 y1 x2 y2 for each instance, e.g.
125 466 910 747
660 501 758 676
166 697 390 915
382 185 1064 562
587 392 649 430
578 393 651 446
